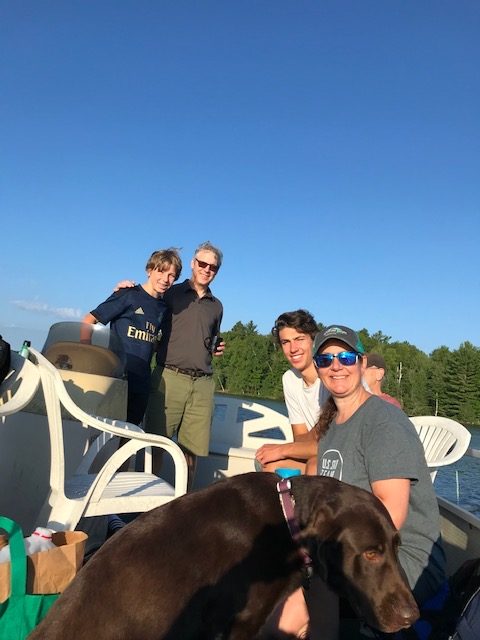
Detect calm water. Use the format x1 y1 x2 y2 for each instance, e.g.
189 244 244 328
434 425 480 517
229 394 480 518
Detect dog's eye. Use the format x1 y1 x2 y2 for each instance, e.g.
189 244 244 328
363 549 382 563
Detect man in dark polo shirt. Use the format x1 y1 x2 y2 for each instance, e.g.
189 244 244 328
144 241 224 489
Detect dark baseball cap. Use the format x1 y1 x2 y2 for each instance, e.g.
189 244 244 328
366 353 387 370
312 325 365 355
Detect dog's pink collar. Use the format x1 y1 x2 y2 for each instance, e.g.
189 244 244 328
276 478 313 588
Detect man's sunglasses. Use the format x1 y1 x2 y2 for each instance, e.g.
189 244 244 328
314 351 360 368
195 258 219 273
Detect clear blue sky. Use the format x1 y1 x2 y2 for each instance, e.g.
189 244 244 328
1 1 479 355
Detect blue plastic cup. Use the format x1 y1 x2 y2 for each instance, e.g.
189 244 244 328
275 468 302 479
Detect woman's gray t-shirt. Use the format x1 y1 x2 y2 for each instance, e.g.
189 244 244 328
317 395 445 602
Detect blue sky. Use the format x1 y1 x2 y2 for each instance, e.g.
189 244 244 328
1 1 479 355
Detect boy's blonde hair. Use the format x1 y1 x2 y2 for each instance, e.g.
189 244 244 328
146 248 182 280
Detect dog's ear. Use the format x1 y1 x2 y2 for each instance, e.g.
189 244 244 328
312 540 329 582
303 533 343 584
299 495 343 538
298 502 344 583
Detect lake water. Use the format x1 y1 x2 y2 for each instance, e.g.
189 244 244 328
233 395 480 518
434 425 480 517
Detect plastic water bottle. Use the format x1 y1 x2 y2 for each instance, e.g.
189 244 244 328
18 340 31 358
24 527 56 555
0 527 55 564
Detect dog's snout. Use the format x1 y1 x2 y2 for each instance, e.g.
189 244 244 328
376 590 420 633
396 602 420 628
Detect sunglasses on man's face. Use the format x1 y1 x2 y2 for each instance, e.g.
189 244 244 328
195 258 219 273
314 351 360 368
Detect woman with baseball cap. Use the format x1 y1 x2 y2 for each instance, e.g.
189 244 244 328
270 325 446 639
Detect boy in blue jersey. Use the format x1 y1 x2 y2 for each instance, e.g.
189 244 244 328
81 248 182 424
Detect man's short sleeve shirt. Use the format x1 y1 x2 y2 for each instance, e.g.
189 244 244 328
282 369 328 431
156 279 223 373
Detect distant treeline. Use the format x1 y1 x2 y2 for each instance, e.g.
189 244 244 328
212 321 480 426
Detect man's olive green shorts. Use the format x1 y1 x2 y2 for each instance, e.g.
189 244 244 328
144 366 215 456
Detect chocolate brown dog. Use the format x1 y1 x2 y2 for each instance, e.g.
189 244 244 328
30 473 419 639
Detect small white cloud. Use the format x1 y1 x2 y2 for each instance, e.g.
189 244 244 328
11 300 82 320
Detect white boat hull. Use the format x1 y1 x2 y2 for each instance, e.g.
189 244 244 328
2 383 479 580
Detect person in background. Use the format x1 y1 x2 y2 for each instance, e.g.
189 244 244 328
255 310 328 474
270 324 446 639
144 241 224 489
81 248 182 425
363 352 402 408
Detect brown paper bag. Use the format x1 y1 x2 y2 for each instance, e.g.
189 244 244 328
0 530 88 602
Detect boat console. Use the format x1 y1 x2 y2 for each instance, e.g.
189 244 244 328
40 322 127 420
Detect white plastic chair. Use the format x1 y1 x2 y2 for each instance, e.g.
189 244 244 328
0 351 40 419
409 415 471 482
29 347 188 531
194 396 293 488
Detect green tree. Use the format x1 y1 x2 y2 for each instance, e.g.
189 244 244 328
213 322 280 396
211 319 480 424
443 343 480 423
429 346 451 416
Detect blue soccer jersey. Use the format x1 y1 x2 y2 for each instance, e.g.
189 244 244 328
91 285 167 393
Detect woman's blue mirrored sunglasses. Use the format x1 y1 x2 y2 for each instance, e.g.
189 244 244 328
314 351 360 368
